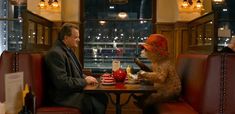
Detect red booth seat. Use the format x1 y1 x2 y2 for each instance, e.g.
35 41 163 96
0 51 81 114
160 53 235 114
160 54 209 114
18 52 81 114
2 51 235 114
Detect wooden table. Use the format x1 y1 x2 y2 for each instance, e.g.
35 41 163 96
84 83 157 114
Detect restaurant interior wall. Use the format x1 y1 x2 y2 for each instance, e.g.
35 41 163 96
27 0 212 22
27 0 61 21
1 0 214 57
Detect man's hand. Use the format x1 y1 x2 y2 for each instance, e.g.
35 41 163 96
85 76 98 85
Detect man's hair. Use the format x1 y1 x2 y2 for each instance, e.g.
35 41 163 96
58 23 79 41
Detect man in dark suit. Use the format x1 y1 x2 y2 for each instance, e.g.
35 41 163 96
45 23 108 114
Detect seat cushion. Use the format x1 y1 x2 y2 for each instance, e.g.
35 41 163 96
160 101 198 114
37 106 81 114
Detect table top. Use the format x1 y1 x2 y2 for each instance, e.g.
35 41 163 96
84 83 157 94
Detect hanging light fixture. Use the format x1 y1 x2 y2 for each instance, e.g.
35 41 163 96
181 0 189 8
51 0 59 8
38 0 46 9
38 0 60 9
99 21 106 25
195 0 202 9
118 12 128 19
181 0 203 9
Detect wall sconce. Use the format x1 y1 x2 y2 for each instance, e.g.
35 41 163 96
181 0 203 9
38 0 59 9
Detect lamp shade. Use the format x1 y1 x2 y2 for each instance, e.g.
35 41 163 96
38 0 46 9
51 0 59 8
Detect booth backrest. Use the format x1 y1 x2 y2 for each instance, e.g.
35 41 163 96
176 53 235 114
176 54 208 112
201 53 222 114
220 53 235 114
0 51 15 102
17 51 81 114
18 52 45 108
3 51 235 114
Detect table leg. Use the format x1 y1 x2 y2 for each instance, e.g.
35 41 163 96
107 93 133 114
115 93 121 114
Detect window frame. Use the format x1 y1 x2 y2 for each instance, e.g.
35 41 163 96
79 0 157 73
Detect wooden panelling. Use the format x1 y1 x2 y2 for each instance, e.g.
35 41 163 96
22 10 53 51
188 12 214 54
155 22 191 62
156 23 175 58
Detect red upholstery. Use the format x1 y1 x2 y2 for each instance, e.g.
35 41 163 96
160 53 233 114
18 52 45 107
18 52 81 114
160 101 198 114
222 53 235 114
2 51 235 114
0 51 15 102
160 54 208 114
177 54 208 112
201 54 222 114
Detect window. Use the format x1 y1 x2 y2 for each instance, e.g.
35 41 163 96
23 11 53 51
0 0 8 54
0 0 26 54
188 12 214 53
83 0 155 74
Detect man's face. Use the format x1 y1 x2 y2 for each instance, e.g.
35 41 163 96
64 28 80 48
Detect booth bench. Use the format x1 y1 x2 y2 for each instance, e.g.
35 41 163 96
1 51 235 114
160 53 235 114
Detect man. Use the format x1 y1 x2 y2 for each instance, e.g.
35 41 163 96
220 37 235 53
45 23 108 114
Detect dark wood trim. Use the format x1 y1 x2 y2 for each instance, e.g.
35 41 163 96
188 12 214 27
187 12 214 54
79 0 85 67
22 10 53 51
152 0 157 32
213 10 219 52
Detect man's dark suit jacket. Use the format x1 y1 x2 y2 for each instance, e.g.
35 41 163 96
45 40 98 113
